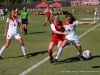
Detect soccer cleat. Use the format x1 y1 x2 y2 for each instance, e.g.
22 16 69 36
24 55 29 58
53 59 58 62
49 58 54 63
78 56 83 61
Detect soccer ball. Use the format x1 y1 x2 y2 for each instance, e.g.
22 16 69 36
83 50 92 59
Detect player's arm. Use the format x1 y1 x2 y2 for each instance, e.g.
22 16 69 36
18 19 23 33
51 24 67 35
78 21 97 25
4 22 8 37
20 12 22 23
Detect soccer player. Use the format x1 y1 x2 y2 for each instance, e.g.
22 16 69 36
0 9 29 59
48 15 67 63
94 6 99 21
20 6 29 35
54 13 97 61
43 6 52 26
72 8 75 14
0 7 4 20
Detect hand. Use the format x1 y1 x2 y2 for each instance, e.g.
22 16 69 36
63 32 68 35
91 21 97 25
4 33 6 37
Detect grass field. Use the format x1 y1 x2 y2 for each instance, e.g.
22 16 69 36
0 6 100 75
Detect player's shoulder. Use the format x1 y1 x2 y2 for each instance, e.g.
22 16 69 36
63 21 67 25
8 16 18 20
51 21 54 25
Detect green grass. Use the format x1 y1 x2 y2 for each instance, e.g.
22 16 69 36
0 9 100 75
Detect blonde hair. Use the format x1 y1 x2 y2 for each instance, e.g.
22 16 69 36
15 8 18 12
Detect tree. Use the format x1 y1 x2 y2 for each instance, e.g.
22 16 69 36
3 0 22 5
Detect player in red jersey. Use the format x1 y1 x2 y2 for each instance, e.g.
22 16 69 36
0 9 29 59
48 15 67 63
43 6 52 26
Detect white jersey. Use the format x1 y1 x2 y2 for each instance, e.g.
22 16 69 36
63 21 78 40
6 17 21 33
95 7 98 13
94 7 98 15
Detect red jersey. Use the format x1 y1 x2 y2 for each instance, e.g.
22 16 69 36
45 8 51 16
50 21 65 44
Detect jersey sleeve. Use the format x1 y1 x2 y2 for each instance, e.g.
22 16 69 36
6 18 9 23
51 24 56 31
75 21 78 26
18 18 21 23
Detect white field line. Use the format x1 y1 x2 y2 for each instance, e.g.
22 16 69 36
19 23 100 75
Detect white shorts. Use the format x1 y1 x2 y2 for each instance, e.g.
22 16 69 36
94 12 98 16
6 32 21 39
66 38 81 46
0 13 4 15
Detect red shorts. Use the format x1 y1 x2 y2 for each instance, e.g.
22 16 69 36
51 36 64 45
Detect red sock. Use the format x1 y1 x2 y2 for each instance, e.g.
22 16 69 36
48 51 53 58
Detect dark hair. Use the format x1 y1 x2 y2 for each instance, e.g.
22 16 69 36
66 13 76 22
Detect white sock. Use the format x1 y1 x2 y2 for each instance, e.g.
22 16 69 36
21 46 27 55
3 16 4 20
78 52 82 57
0 46 6 56
55 47 63 59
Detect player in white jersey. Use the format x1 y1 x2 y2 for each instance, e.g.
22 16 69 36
0 7 4 20
0 9 29 59
54 13 97 61
94 6 99 21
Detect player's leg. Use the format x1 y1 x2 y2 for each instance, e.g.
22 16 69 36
15 34 29 58
97 13 99 20
48 42 55 63
55 40 69 60
24 19 28 34
0 14 2 20
0 39 11 58
17 38 29 58
74 39 83 60
94 12 96 21
24 24 27 34
22 24 27 35
75 45 83 61
48 18 51 24
0 14 1 20
2 14 4 20
43 17 48 26
21 19 27 34
56 41 63 55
